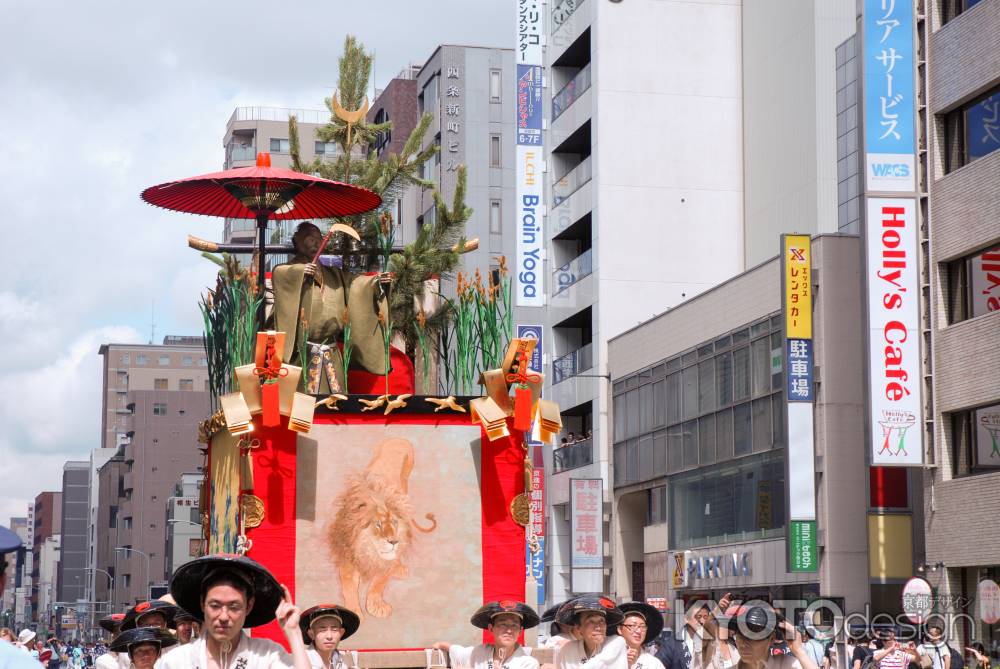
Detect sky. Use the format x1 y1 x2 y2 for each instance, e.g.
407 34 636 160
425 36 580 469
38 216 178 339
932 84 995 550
0 0 512 522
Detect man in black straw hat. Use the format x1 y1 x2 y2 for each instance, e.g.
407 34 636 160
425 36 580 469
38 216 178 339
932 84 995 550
159 554 313 669
108 628 177 669
298 605 359 669
0 522 48 669
554 596 628 669
94 614 128 669
433 601 541 669
540 602 577 650
120 600 178 632
616 603 666 669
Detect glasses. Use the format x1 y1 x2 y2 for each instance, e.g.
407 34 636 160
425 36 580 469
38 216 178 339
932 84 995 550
622 624 648 632
206 602 246 615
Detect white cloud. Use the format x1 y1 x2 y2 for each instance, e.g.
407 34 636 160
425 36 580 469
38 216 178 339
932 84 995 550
0 0 512 523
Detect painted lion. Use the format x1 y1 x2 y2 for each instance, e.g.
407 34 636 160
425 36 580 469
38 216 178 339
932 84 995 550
327 438 437 620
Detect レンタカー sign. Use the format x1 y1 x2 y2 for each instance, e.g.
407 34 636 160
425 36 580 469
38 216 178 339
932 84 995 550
784 235 813 339
863 0 916 192
866 198 922 465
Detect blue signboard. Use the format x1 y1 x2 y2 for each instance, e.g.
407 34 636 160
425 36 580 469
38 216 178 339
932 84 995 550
516 324 544 373
786 338 814 402
526 537 545 607
863 0 915 191
516 64 543 146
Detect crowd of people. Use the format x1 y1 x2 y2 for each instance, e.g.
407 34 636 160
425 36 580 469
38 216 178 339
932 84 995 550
1 523 996 669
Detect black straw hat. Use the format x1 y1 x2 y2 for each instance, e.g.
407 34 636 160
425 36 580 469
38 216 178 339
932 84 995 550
169 554 283 628
120 601 178 631
556 595 624 627
99 613 126 634
299 605 361 641
540 602 565 623
615 602 664 642
470 601 540 630
109 627 178 655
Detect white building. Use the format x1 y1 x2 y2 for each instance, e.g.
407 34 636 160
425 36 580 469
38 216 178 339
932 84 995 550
36 535 60 632
540 0 856 604
165 473 202 579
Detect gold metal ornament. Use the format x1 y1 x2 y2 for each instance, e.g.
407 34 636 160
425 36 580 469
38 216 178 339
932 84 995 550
331 92 370 147
240 494 266 529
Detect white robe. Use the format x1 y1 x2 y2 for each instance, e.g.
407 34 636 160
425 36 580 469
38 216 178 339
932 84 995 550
94 653 120 669
305 649 352 669
632 651 666 669
448 645 539 669
556 636 628 669
542 635 575 651
159 635 293 669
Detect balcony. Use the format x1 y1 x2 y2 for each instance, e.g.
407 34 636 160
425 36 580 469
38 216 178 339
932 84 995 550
553 438 594 473
552 0 586 34
226 144 256 162
227 106 329 126
553 248 593 295
552 156 592 207
553 342 594 384
552 63 591 121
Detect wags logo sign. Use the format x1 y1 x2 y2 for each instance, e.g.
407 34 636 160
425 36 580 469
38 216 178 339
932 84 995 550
866 154 915 192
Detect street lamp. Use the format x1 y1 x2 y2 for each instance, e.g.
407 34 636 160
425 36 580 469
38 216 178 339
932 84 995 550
84 567 114 634
114 547 151 602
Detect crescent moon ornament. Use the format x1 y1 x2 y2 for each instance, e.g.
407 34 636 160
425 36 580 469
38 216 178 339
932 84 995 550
331 92 370 147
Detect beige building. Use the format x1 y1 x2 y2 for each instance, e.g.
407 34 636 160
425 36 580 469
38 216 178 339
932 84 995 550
920 0 1000 649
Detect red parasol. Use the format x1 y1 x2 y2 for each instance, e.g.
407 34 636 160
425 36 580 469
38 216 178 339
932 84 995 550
141 152 381 326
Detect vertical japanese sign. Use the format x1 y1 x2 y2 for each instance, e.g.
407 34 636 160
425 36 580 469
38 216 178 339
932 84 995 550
570 478 603 568
782 234 817 572
863 0 916 192
441 55 465 198
527 443 546 606
515 0 545 306
866 199 923 465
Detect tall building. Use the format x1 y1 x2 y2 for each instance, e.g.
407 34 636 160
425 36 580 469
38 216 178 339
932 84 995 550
538 0 857 604
57 461 90 606
94 452 127 613
918 0 1000 646
410 45 524 391
31 492 61 622
164 473 202 579
607 234 870 614
96 338 210 607
36 535 60 633
85 448 117 620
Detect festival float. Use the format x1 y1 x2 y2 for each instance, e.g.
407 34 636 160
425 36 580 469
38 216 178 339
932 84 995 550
138 39 561 661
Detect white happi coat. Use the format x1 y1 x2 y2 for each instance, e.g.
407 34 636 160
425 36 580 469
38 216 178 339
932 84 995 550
94 653 124 669
632 651 666 669
305 649 351 669
159 635 293 669
448 645 540 669
556 635 628 669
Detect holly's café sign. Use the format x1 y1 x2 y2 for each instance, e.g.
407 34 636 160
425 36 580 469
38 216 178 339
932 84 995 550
672 550 753 587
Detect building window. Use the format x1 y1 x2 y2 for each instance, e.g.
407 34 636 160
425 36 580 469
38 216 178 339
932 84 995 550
198 357 207 366
945 244 1000 324
647 486 667 525
490 134 502 167
154 378 168 390
950 403 1000 476
179 379 194 391
941 0 985 24
153 403 167 416
944 85 1000 172
182 355 193 366
669 451 786 549
314 141 339 156
120 354 130 365
158 355 170 366
123 518 132 530
489 199 502 234
419 75 439 114
204 379 211 392
269 138 290 154
490 69 502 102
371 108 391 156
136 354 148 365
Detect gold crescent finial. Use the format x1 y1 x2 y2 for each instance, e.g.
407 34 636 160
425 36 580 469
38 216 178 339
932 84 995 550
331 92 370 146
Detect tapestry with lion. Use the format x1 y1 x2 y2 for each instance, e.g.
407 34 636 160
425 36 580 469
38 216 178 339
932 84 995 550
296 422 484 649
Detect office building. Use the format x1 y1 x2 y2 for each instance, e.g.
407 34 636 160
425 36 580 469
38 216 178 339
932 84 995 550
36 535 60 633
31 491 61 622
57 461 90 605
607 234 870 613
164 473 203 579
85 448 117 620
94 452 127 612
917 0 1000 646
540 0 857 605
96 337 210 606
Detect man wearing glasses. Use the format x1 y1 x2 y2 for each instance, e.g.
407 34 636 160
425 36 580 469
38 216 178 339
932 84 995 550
617 602 666 669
